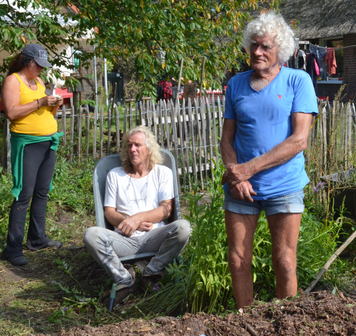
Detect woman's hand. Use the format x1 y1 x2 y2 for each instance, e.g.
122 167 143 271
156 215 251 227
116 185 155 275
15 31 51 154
39 95 63 107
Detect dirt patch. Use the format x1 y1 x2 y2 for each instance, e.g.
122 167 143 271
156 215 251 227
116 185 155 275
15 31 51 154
31 291 356 336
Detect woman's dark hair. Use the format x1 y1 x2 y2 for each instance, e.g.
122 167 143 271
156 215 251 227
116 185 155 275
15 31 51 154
8 53 33 76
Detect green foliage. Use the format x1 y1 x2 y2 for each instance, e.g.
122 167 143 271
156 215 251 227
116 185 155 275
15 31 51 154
65 0 280 96
1 0 280 95
0 0 93 81
49 155 95 213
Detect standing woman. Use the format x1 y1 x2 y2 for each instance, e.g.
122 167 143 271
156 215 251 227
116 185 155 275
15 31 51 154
1 44 64 266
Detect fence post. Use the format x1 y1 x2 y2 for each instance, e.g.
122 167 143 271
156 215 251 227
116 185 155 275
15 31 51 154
93 104 97 160
70 104 75 163
99 105 104 159
85 105 90 157
115 105 120 153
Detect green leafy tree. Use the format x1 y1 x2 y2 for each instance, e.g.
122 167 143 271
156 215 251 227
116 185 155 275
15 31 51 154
1 0 280 95
63 0 280 96
0 0 91 81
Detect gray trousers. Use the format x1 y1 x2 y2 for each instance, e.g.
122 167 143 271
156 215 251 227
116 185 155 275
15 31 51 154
83 220 191 287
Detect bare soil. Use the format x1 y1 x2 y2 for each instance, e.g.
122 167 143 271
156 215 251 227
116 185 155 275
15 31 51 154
36 291 356 336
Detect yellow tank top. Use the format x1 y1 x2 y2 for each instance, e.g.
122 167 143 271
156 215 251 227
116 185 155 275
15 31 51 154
9 73 58 136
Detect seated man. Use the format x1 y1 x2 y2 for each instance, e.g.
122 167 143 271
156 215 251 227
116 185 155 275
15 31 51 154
84 125 191 305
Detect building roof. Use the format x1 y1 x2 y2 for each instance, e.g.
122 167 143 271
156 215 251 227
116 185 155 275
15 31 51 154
280 0 356 39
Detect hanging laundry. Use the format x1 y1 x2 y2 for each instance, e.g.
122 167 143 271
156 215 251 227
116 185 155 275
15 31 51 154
325 47 337 76
309 44 328 80
306 53 319 89
314 58 320 77
297 49 306 70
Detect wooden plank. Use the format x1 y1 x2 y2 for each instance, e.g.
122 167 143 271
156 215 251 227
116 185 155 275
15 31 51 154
178 98 186 190
182 98 191 191
85 105 90 156
199 97 208 187
147 100 153 132
115 105 120 153
163 100 171 150
78 106 82 161
211 93 218 149
152 100 158 142
218 96 223 140
107 101 112 154
159 100 165 148
170 99 180 191
100 105 104 159
124 103 128 135
129 101 133 130
70 105 75 163
187 97 197 186
346 103 352 169
138 100 143 126
351 103 356 155
206 96 214 183
92 105 97 160
61 105 66 146
194 97 203 189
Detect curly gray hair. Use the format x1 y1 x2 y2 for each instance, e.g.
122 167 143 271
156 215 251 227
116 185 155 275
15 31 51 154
243 11 296 64
121 125 163 173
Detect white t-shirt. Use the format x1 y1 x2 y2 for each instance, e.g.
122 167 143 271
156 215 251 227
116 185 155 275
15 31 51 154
104 164 174 237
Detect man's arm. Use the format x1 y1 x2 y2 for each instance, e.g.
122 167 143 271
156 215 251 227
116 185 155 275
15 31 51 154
220 118 257 202
104 199 173 237
223 112 313 190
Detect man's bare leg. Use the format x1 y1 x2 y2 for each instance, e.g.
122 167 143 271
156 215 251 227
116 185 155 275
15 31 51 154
267 213 302 299
225 210 259 308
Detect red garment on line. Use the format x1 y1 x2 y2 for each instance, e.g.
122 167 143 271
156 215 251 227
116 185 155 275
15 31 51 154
158 80 172 100
325 48 337 75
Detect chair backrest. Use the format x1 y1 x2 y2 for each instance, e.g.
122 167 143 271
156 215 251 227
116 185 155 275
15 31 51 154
93 149 181 230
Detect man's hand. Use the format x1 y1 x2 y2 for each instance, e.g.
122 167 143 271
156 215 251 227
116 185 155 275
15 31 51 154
117 215 142 237
138 221 153 232
230 181 257 203
222 163 254 189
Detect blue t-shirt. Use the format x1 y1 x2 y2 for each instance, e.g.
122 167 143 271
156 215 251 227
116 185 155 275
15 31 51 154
224 66 318 200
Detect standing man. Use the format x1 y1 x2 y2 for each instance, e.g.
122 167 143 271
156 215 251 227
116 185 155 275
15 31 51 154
84 126 191 307
220 11 318 308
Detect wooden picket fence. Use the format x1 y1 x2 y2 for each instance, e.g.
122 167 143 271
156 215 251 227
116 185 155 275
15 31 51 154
1 98 355 193
0 95 224 192
307 100 356 176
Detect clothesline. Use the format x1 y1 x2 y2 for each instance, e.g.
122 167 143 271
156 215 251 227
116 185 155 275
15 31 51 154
333 44 356 51
300 42 356 51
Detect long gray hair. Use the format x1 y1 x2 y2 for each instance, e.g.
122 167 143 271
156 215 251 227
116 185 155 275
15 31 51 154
121 125 163 173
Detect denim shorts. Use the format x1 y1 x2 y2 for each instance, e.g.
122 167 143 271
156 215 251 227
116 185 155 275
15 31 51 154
223 190 305 216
